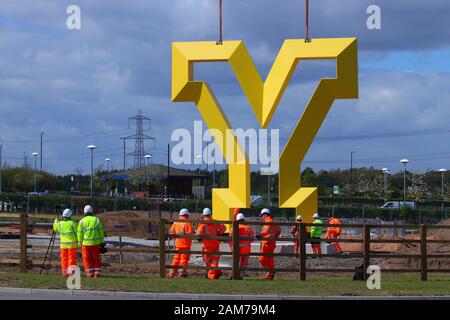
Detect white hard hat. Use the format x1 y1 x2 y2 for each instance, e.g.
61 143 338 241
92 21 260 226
83 205 93 215
236 213 245 221
259 208 271 216
62 209 73 218
313 213 319 219
296 215 303 221
179 208 190 216
202 208 212 216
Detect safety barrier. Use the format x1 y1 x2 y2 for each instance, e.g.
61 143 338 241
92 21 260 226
1 213 449 280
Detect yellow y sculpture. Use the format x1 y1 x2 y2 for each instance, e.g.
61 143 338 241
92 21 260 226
172 38 358 224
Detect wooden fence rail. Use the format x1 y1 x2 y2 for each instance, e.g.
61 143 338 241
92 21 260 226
159 219 450 281
1 213 449 281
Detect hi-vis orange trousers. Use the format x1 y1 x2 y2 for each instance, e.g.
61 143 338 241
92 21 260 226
202 245 222 280
60 248 77 277
259 243 275 270
326 231 343 253
168 247 191 277
81 245 101 278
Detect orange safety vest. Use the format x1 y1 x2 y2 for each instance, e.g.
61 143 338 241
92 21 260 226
196 217 226 249
260 216 281 246
170 216 193 249
230 224 254 254
328 217 341 235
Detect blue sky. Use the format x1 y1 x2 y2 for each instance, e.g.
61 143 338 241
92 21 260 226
0 0 449 176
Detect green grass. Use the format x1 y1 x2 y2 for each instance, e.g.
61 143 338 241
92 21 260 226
0 271 449 296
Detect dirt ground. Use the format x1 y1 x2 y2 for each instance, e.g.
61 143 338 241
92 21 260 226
379 218 450 270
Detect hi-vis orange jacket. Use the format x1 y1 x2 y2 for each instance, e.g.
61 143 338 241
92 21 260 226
260 216 281 246
327 217 342 236
170 216 193 249
230 224 255 254
196 216 226 249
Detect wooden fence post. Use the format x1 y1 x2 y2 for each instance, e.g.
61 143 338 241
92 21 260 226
20 212 28 273
420 224 427 281
159 218 166 278
362 225 370 281
299 223 307 281
232 220 240 280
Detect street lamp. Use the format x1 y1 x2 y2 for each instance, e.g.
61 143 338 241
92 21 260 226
400 159 410 202
144 154 152 193
40 132 45 172
195 155 202 198
87 145 97 198
350 151 357 212
195 154 202 170
381 168 390 202
105 158 111 196
32 152 39 192
438 168 447 218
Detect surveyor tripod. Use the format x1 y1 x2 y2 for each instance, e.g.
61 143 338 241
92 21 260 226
40 230 56 274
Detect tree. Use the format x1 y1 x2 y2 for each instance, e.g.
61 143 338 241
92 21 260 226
357 171 385 199
407 172 430 202
127 167 145 191
301 167 318 187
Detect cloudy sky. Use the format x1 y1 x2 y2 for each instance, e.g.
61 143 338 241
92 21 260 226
0 0 449 175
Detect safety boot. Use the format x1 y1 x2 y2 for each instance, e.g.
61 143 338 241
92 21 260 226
264 272 275 280
167 269 176 278
177 269 187 278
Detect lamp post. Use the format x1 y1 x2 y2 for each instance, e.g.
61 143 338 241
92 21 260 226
196 154 202 170
32 152 39 193
213 161 216 188
267 161 272 206
206 142 211 195
195 155 203 199
144 154 152 194
350 151 356 213
400 159 410 202
40 132 45 172
87 145 96 198
381 168 390 203
105 158 111 196
438 168 447 219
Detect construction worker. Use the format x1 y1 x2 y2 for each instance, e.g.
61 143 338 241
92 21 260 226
168 208 193 278
310 213 323 256
196 208 226 280
255 208 281 280
290 215 302 255
326 213 343 254
53 209 78 277
229 213 254 279
77 205 105 278
232 208 240 221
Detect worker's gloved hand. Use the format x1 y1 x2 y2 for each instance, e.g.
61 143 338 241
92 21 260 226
99 242 108 254
254 234 262 240
53 218 59 224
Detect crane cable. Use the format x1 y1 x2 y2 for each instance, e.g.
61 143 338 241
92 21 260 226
305 0 311 42
217 0 223 45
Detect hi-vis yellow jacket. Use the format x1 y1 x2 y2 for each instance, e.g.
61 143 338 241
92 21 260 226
53 218 78 249
77 215 104 246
